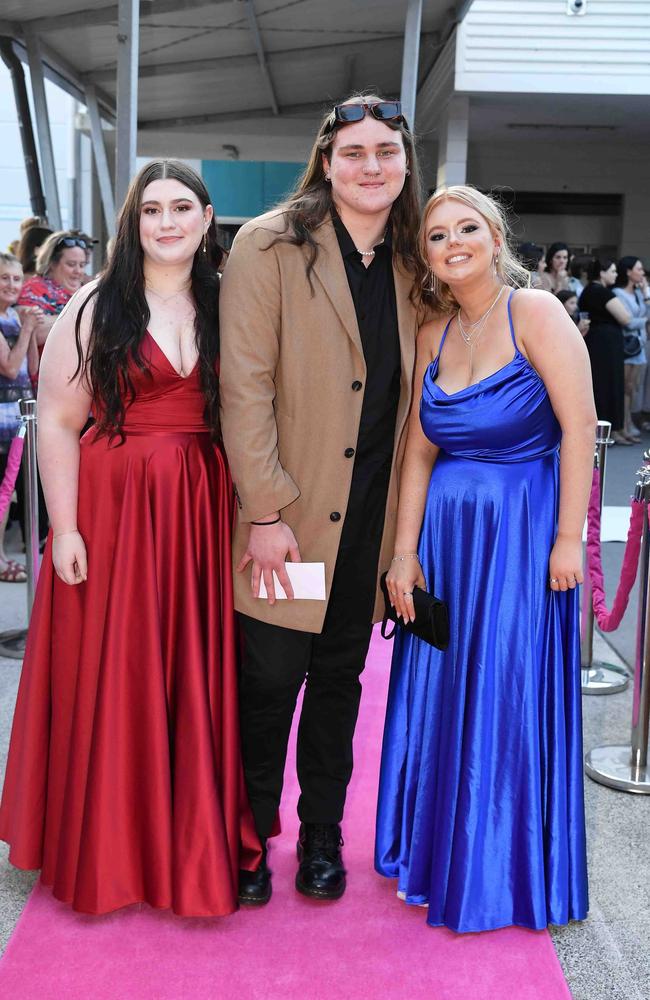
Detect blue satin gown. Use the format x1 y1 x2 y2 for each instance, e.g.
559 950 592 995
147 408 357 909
375 291 589 932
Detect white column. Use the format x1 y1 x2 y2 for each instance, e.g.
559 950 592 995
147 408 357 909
436 94 469 190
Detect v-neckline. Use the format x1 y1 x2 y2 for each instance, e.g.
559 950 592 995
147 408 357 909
146 330 198 380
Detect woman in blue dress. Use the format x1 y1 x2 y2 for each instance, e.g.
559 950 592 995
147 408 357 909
375 186 595 933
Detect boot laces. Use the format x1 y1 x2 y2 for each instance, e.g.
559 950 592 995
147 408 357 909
307 823 343 860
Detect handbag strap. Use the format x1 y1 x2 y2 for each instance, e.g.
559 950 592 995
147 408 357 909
380 613 397 641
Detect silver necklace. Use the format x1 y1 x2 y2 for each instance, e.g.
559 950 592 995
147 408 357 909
456 285 505 380
457 286 505 343
145 283 191 304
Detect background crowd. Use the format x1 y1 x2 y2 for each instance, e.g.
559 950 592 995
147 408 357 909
519 239 650 446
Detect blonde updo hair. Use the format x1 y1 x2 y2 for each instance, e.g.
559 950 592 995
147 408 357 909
416 185 530 315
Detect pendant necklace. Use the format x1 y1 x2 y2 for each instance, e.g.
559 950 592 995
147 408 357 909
456 285 505 381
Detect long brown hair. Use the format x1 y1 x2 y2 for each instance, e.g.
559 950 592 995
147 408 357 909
268 93 422 283
17 225 52 275
74 159 223 441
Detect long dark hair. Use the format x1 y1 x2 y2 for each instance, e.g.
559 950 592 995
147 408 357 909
587 256 615 282
545 241 569 272
267 92 422 284
74 159 223 441
615 255 641 287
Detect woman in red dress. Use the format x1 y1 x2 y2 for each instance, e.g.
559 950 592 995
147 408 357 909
0 160 261 916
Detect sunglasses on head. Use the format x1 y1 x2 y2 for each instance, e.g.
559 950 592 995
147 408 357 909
55 237 88 251
329 101 405 129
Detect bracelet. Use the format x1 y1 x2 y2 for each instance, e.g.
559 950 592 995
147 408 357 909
251 516 281 526
391 552 420 563
53 529 78 539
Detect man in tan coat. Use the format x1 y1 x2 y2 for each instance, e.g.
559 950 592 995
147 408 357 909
219 95 421 904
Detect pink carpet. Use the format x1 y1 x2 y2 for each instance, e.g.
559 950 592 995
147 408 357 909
0 628 572 1000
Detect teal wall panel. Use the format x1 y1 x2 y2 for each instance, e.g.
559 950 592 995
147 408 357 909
202 160 304 219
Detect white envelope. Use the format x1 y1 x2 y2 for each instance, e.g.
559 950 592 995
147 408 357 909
257 562 326 600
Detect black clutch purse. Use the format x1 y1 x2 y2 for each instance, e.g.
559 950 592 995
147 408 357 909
379 571 449 651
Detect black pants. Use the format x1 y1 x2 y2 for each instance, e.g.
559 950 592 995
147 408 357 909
239 468 390 839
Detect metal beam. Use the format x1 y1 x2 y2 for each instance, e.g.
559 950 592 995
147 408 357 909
455 0 475 21
69 108 82 229
24 27 62 229
400 0 423 129
115 0 139 209
240 0 279 116
24 1 230 35
0 37 46 220
85 84 116 237
88 33 417 85
11 36 116 123
140 100 325 131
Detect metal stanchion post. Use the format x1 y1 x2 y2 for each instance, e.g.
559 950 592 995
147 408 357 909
581 419 629 695
0 399 39 660
21 398 40 611
586 462 650 792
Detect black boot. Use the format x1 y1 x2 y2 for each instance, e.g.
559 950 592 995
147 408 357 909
239 839 272 906
295 823 346 900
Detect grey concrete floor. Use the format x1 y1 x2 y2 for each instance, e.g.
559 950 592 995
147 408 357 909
597 432 649 670
551 430 650 1000
0 437 649 1000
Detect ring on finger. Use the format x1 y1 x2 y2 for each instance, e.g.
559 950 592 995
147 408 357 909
550 577 558 584
403 591 413 597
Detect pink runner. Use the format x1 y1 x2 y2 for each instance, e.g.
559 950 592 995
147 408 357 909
0 629 571 1000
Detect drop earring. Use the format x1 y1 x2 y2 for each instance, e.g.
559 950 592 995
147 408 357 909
423 269 440 296
203 232 207 254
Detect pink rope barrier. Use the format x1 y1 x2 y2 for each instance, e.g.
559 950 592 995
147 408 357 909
585 466 645 632
0 429 25 523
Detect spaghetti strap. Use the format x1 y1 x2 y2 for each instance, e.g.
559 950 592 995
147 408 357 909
435 316 454 361
506 290 519 350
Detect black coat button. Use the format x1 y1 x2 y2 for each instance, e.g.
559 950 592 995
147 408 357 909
351 380 362 391
344 448 355 458
330 511 341 522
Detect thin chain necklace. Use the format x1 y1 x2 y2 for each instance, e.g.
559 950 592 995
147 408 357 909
457 285 505 344
145 282 191 304
456 285 505 381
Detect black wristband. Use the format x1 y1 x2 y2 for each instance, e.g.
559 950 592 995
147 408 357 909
251 515 281 526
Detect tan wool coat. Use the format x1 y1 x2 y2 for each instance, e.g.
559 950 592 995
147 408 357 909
219 208 418 632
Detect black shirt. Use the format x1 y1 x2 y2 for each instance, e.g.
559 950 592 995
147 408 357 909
578 282 618 329
332 210 401 465
332 210 401 543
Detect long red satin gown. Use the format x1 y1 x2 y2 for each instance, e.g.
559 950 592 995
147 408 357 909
0 333 261 915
